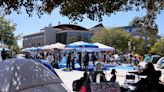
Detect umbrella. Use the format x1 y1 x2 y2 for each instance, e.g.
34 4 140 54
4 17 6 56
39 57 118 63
0 59 68 92
65 41 98 48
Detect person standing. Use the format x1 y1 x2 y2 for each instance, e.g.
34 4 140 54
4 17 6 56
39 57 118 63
106 52 110 64
110 69 117 82
103 52 106 63
1 48 7 60
83 52 89 70
78 52 82 69
71 52 75 70
91 52 96 66
46 53 54 65
66 53 71 70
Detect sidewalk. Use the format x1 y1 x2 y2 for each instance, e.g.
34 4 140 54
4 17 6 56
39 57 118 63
55 68 164 92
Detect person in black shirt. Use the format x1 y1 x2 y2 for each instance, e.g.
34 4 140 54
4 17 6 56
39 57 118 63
134 62 162 92
78 52 82 70
83 52 89 70
110 69 117 82
1 48 7 60
91 52 96 66
66 53 71 70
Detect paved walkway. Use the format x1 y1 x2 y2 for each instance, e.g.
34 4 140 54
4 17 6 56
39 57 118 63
55 66 164 92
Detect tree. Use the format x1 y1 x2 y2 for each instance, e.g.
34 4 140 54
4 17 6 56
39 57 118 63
149 38 164 56
91 28 130 52
0 16 18 48
129 16 158 46
0 0 163 21
10 44 20 53
129 37 148 54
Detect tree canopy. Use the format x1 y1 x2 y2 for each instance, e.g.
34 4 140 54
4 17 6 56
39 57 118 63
149 38 164 55
129 37 149 54
0 0 163 21
0 16 19 48
129 16 158 46
91 28 130 52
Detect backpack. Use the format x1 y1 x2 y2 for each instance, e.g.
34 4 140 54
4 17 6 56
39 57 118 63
72 79 82 91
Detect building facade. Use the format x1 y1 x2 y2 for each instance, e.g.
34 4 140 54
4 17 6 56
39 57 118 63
119 26 161 40
23 32 44 48
23 24 93 48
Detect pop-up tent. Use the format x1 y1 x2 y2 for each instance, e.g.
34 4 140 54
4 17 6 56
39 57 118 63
0 59 68 92
66 41 98 48
93 42 115 51
0 48 10 51
50 42 65 49
65 41 99 52
21 47 41 52
41 45 53 51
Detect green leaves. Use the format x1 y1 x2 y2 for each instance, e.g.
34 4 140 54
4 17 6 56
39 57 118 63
149 38 164 55
0 16 18 48
130 15 158 46
0 0 163 21
91 28 130 52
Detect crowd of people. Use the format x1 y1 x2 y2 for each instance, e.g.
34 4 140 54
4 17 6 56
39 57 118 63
65 51 153 71
0 48 164 92
0 48 16 61
73 62 117 92
14 49 162 72
72 62 164 92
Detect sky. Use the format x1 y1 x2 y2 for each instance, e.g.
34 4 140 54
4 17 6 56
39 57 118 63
5 8 164 47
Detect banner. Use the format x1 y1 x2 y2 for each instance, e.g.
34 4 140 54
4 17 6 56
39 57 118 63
90 82 121 92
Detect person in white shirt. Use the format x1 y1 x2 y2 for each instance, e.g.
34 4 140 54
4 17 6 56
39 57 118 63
114 54 119 60
106 53 110 63
46 53 54 64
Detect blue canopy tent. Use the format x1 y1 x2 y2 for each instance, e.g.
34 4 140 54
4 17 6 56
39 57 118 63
65 41 98 48
21 47 42 52
65 41 99 52
58 41 99 69
0 48 10 51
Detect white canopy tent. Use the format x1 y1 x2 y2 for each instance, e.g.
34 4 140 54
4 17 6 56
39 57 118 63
50 42 65 49
41 45 53 50
0 59 68 92
93 42 115 51
41 43 66 50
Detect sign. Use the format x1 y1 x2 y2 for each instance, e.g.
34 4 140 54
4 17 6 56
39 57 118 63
90 82 121 92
